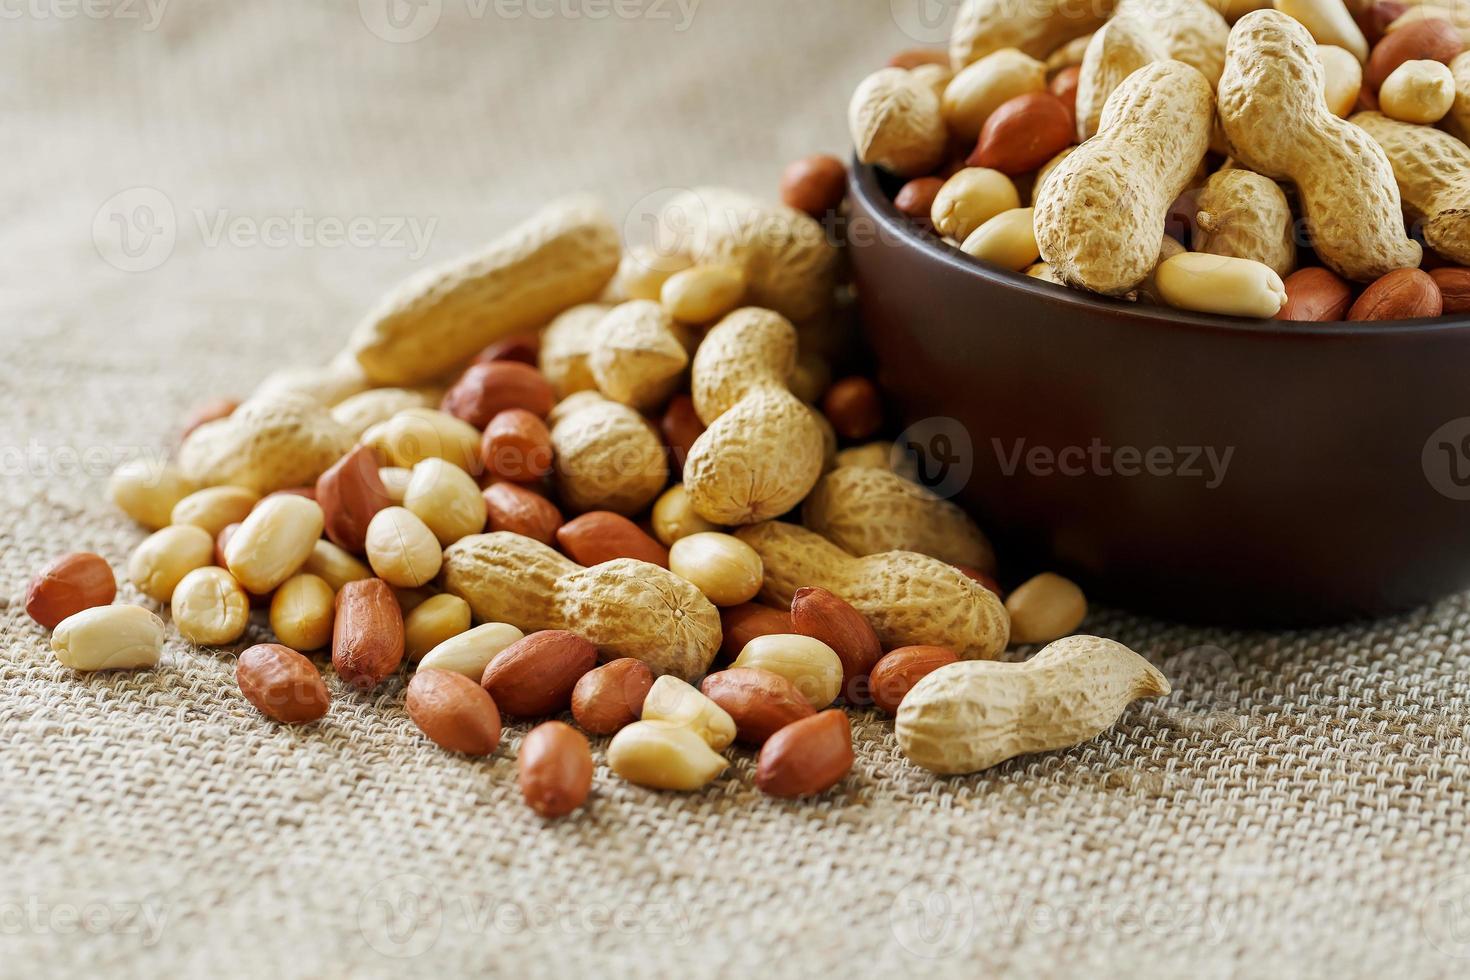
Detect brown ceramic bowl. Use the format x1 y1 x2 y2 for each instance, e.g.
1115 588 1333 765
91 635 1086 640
848 162 1470 626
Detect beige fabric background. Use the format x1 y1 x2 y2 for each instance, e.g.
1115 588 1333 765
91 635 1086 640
3 1 1469 976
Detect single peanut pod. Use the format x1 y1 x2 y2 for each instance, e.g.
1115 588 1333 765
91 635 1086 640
403 593 473 662
364 507 443 589
178 394 353 494
1317 43 1363 116
1348 111 1470 266
1275 0 1369 62
641 675 738 751
52 605 165 672
1155 252 1289 317
538 303 609 398
1377 58 1456 121
548 392 668 516
961 207 1040 271
607 720 728 791
587 300 690 411
269 574 336 651
403 458 486 547
1074 16 1166 140
171 567 251 646
128 524 215 602
225 494 326 595
1193 169 1297 276
1004 573 1088 644
850 67 948 176
1118 0 1230 83
950 0 1112 67
931 167 1021 241
661 264 746 324
108 459 195 530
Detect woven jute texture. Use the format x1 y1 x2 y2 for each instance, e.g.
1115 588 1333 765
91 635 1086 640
3 2 1469 977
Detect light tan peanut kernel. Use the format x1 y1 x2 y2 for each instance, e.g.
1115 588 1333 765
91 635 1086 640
834 441 894 471
394 586 440 615
1137 235 1189 305
362 408 483 474
330 388 436 441
1193 169 1298 276
128 524 215 602
251 352 370 407
548 391 668 516
736 521 1010 661
668 532 764 607
1207 0 1272 20
442 532 720 679
1075 16 1166 139
171 566 251 646
1005 572 1089 644
538 303 610 398
224 494 326 595
587 300 690 411
683 308 826 525
1025 261 1065 283
349 196 620 386
641 675 738 750
950 0 1111 67
417 621 525 678
171 486 261 537
651 485 721 547
402 458 486 547
654 187 837 324
302 539 373 592
52 605 165 672
731 634 844 709
109 460 195 530
607 720 728 791
896 635 1170 774
931 168 1022 241
802 466 996 573
909 61 954 100
1378 59 1456 122
789 352 832 405
269 574 335 651
660 264 746 324
179 394 353 494
1352 111 1470 265
365 507 443 588
850 67 949 176
378 466 412 504
1036 61 1214 295
1317 43 1362 117
1274 0 1369 62
404 593 473 662
1155 252 1288 317
961 207 1040 271
1218 11 1421 280
942 48 1047 140
616 246 693 302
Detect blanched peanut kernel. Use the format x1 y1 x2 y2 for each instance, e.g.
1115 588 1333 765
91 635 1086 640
404 593 473 662
931 167 1020 241
225 494 326 595
171 486 260 537
651 485 721 547
109 460 195 529
607 720 728 791
641 675 737 750
52 605 165 672
732 634 844 709
171 566 251 646
269 573 335 651
128 524 215 602
668 532 763 607
1379 60 1455 124
1004 572 1088 645
660 264 746 324
364 506 443 588
403 458 486 547
1154 252 1288 318
960 207 1039 271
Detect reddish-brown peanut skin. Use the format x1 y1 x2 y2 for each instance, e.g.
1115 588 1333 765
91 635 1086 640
406 668 502 755
822 378 884 441
1365 18 1464 91
969 92 1074 175
316 444 390 553
25 553 117 630
441 361 555 428
571 658 654 735
1050 65 1081 120
332 579 405 690
1347 269 1443 321
869 646 960 715
659 395 705 475
237 643 331 724
754 709 854 799
1277 268 1355 322
700 668 816 744
780 155 848 217
482 482 563 543
480 630 597 717
1430 268 1470 315
894 177 945 222
481 409 554 482
790 587 883 705
719 603 793 661
475 333 540 365
518 721 593 818
555 512 669 567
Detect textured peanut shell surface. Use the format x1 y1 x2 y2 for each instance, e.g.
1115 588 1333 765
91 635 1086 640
441 533 720 680
848 68 949 178
654 188 837 323
548 392 668 516
801 466 996 573
949 0 1114 66
735 522 1009 661
1116 0 1229 84
349 196 620 385
683 308 825 525
1218 11 1421 281
178 393 353 494
538 303 609 398
1193 169 1298 276
895 635 1170 775
1446 52 1469 143
1352 111 1470 266
1074 16 1166 140
587 300 689 410
1034 60 1214 296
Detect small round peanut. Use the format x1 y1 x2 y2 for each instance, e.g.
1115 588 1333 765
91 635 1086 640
480 409 554 482
301 539 373 592
668 532 763 607
640 675 737 750
171 566 251 646
269 574 335 651
364 507 443 588
779 154 848 217
128 524 215 602
1005 572 1088 645
731 634 844 709
171 486 261 537
1154 252 1288 318
651 485 721 547
942 49 1046 141
960 207 1039 271
225 494 326 595
108 460 195 529
483 482 563 544
1378 59 1455 123
403 458 486 547
615 245 693 302
660 264 746 324
931 167 1021 241
404 593 473 662
607 720 728 791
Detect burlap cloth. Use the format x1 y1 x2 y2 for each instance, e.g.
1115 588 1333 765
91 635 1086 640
3 2 1468 976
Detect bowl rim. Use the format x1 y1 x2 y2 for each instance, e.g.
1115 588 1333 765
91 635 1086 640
849 160 1469 338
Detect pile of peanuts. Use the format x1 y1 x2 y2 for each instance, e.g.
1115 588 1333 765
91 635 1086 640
848 0 1470 321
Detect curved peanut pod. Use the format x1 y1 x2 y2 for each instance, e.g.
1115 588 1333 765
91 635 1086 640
949 0 1114 67
735 521 1009 661
1116 0 1229 84
1193 169 1298 277
1352 111 1470 267
1218 11 1421 281
1035 60 1215 296
896 635 1170 775
1075 16 1166 140
548 391 668 516
441 533 720 680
